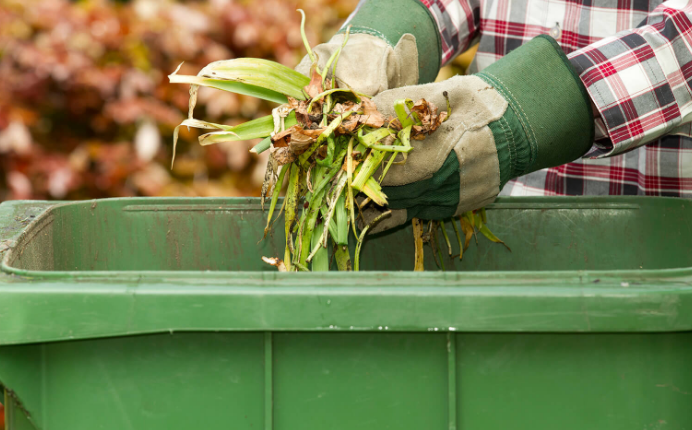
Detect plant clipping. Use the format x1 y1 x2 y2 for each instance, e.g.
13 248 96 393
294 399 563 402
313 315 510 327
170 10 509 272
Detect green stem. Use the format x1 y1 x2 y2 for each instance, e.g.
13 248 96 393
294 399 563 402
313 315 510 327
324 25 351 89
440 220 453 256
298 188 326 266
352 149 387 191
310 222 329 271
354 210 391 271
251 136 272 154
379 153 397 183
298 112 352 166
451 217 463 260
264 165 288 238
335 245 352 271
307 173 346 263
346 136 358 237
283 165 301 271
297 9 316 65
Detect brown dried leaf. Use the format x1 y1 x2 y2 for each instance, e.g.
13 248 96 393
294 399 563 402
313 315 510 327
411 125 427 140
380 134 395 146
289 97 313 127
288 131 315 153
271 124 297 142
459 217 474 250
336 117 360 134
409 98 448 139
261 153 279 207
269 124 319 161
304 67 324 99
358 97 385 128
412 218 425 271
271 146 298 165
332 101 360 114
300 128 326 138
388 118 403 131
271 125 319 153
342 157 361 172
316 145 328 159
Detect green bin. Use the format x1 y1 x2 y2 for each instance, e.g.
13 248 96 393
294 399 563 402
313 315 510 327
0 196 691 430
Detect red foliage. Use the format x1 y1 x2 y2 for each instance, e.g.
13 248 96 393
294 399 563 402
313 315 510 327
0 0 358 201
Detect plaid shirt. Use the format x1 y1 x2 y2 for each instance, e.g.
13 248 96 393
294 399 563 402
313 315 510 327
416 0 692 197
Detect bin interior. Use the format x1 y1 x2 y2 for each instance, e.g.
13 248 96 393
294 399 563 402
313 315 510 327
4 197 692 272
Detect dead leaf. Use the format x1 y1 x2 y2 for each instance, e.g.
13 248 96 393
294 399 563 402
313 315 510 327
288 131 314 153
289 96 314 127
272 135 290 148
300 128 326 138
409 98 448 139
412 218 424 271
336 117 359 133
271 146 297 165
304 67 323 99
358 97 385 128
459 216 474 250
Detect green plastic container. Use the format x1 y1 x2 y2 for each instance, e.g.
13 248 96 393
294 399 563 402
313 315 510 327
0 197 691 430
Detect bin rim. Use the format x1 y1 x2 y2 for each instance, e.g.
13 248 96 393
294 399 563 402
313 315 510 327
0 196 691 343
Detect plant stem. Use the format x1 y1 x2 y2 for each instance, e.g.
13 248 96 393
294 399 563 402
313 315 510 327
440 220 453 256
354 210 391 271
311 222 329 271
412 218 425 271
335 245 352 271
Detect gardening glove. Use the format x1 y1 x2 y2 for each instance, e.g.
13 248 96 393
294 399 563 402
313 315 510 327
295 0 441 96
364 35 595 233
295 33 418 97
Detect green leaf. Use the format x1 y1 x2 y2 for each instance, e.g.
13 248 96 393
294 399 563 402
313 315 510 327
170 69 289 104
171 118 238 168
357 127 394 148
478 223 511 252
393 99 421 128
308 88 360 112
198 112 297 146
169 59 310 102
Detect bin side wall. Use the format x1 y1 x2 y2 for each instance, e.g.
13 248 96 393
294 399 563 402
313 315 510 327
2 331 692 430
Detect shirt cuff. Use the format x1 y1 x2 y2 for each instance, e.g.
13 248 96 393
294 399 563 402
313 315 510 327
567 32 681 158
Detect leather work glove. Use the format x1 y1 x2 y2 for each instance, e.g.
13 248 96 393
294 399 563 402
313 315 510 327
295 0 441 96
295 33 418 97
364 35 595 233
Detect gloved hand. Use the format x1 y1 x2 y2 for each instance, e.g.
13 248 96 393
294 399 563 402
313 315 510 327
364 35 595 233
294 0 441 96
295 32 418 97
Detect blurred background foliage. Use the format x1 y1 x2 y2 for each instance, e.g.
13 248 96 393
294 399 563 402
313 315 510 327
0 0 472 202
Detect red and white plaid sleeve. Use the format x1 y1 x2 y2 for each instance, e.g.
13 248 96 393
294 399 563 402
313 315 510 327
418 0 481 65
567 2 692 157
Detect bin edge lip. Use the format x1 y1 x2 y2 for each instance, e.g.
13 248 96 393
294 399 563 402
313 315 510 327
3 266 692 284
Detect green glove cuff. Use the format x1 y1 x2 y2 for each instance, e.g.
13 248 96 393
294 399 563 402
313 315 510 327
384 153 460 221
338 0 442 85
477 35 595 184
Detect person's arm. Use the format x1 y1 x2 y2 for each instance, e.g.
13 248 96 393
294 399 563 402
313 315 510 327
413 0 482 67
296 0 481 95
362 35 595 232
567 1 692 157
